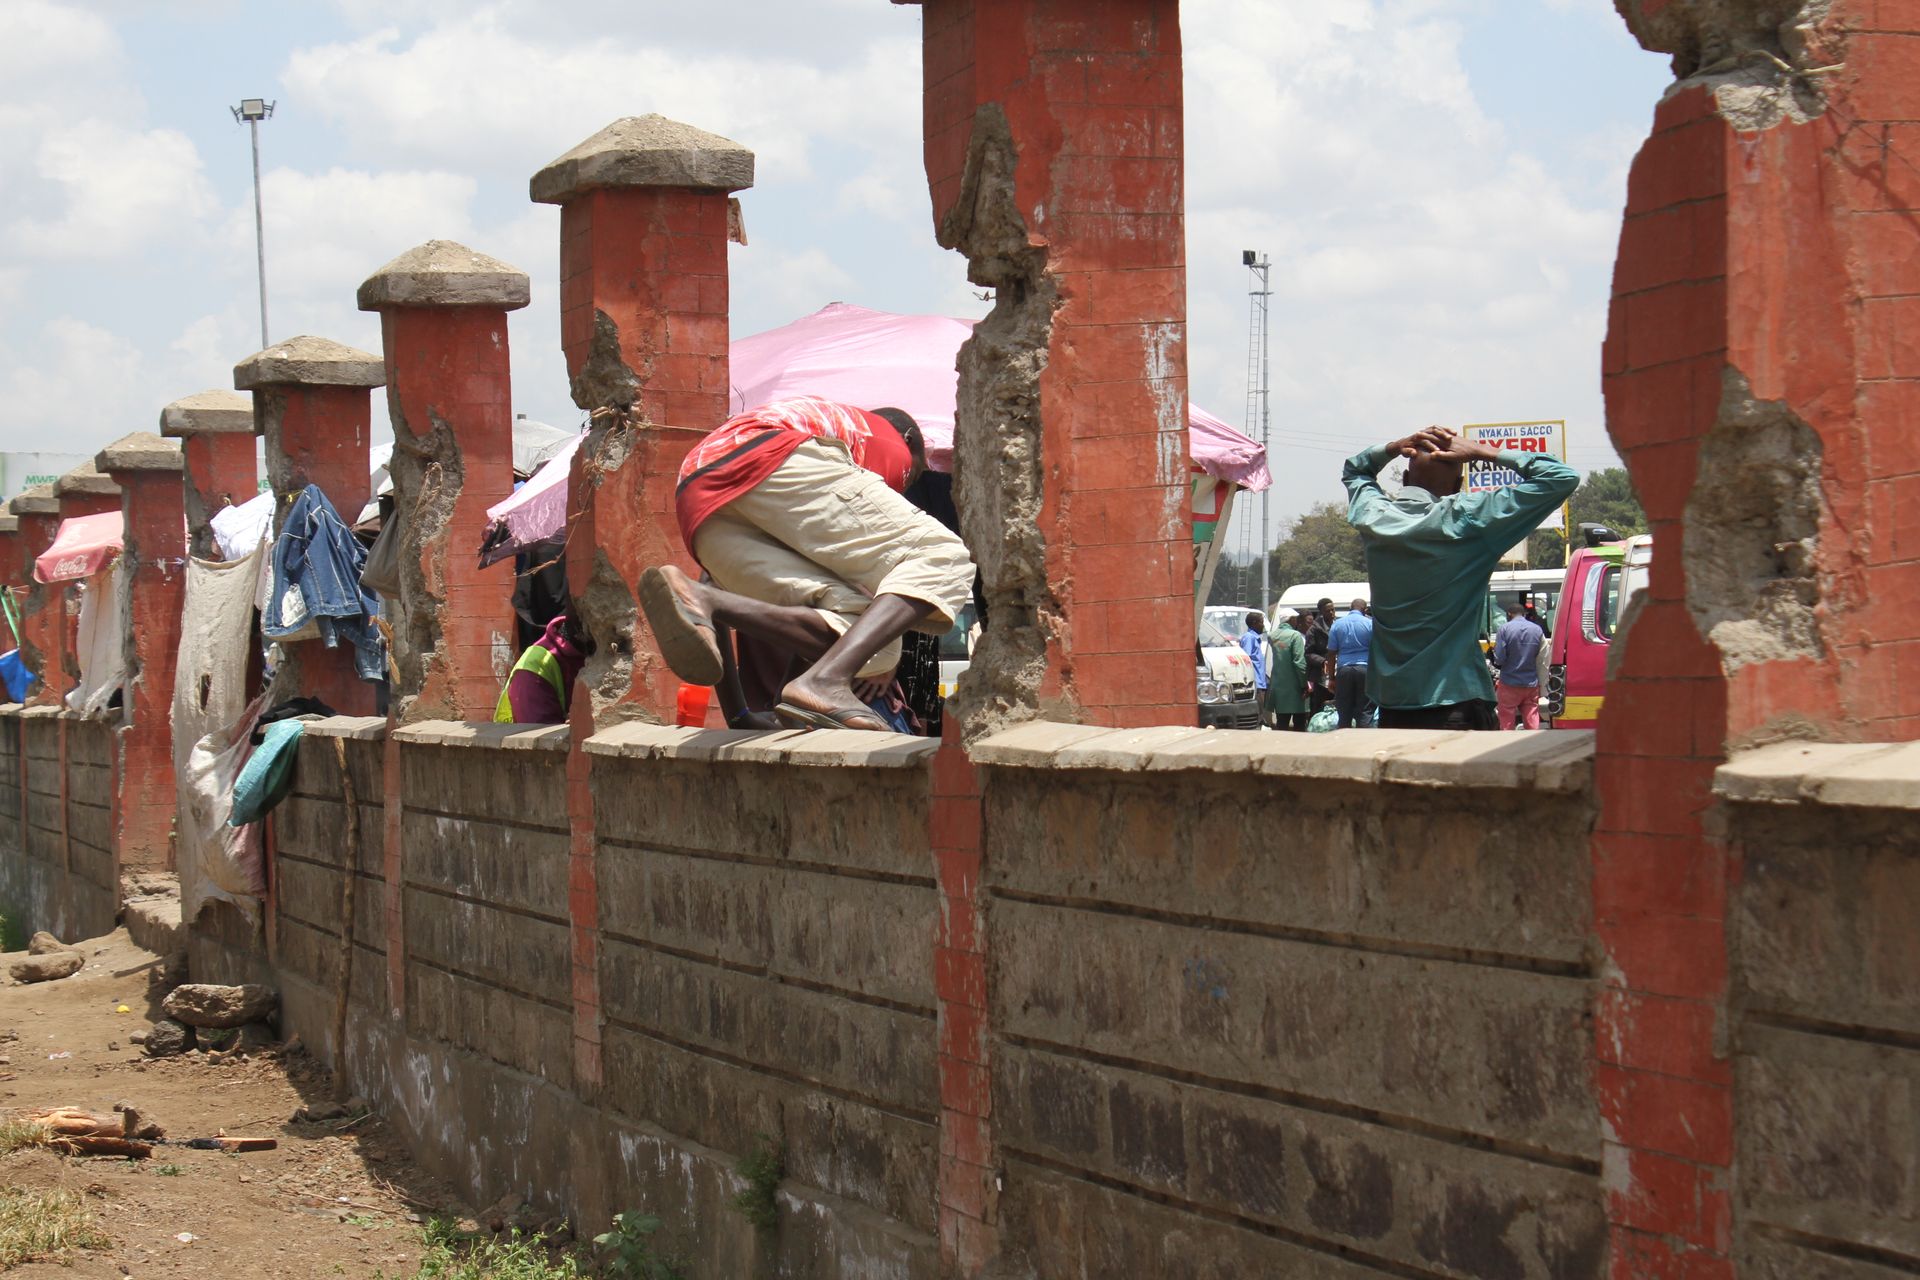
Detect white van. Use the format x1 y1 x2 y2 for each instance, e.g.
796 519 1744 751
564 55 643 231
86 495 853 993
1269 582 1370 621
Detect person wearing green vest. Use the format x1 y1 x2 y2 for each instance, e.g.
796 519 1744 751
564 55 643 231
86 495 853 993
1263 612 1310 731
494 614 590 724
1343 427 1577 729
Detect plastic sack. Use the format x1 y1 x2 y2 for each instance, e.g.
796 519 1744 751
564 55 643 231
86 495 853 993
0 648 34 702
228 719 305 827
1307 705 1339 733
359 512 403 599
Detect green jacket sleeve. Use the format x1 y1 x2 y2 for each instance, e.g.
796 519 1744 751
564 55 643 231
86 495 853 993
1470 454 1580 549
1342 445 1395 532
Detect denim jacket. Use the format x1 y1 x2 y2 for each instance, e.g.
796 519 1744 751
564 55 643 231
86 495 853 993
264 484 387 683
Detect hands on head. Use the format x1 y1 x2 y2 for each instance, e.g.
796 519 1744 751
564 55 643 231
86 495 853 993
1388 426 1499 465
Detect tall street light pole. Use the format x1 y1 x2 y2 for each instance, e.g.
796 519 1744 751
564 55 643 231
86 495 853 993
231 98 275 349
1242 250 1272 611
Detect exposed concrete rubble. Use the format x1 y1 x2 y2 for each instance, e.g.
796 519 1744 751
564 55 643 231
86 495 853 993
1616 0 1837 127
938 105 1064 739
1684 368 1825 673
571 310 641 413
384 408 463 721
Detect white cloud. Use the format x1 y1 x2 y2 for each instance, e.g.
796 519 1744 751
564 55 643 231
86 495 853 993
11 121 216 257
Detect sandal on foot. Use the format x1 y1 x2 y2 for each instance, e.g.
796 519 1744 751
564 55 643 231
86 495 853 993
637 565 724 686
774 700 891 733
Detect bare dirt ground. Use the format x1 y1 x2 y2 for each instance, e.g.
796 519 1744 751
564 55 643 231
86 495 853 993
1 927 468 1278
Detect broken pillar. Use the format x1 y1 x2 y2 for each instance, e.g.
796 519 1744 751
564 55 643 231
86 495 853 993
1594 2 1915 1275
358 239 528 722
530 114 751 723
96 432 186 876
907 0 1195 734
52 462 123 698
235 335 386 716
8 487 63 703
161 389 258 559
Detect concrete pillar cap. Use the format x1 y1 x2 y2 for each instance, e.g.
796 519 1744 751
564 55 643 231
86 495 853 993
97 431 185 474
54 460 122 499
9 485 58 517
161 389 254 437
234 335 386 391
530 114 755 204
357 239 532 312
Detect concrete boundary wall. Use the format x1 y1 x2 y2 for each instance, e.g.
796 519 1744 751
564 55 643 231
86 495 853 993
1717 744 1920 1278
0 704 120 941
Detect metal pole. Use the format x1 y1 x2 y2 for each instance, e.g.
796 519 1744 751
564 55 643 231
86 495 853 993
249 117 269 349
1251 256 1272 612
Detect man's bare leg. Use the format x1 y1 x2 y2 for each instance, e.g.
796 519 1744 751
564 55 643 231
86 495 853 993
778 594 934 729
641 565 840 685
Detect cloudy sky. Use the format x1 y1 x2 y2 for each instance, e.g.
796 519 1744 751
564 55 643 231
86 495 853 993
0 0 1670 551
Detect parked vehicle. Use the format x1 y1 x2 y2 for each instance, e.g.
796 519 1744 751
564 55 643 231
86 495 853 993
1196 614 1261 729
936 606 1260 729
1268 582 1369 621
1483 567 1568 637
1546 533 1650 727
1202 605 1262 642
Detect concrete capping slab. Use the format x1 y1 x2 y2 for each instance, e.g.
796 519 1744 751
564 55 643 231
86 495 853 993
9 485 58 516
530 114 755 204
18 705 66 719
974 721 1597 791
0 702 21 715
161 389 253 437
391 720 569 752
96 431 184 474
299 716 389 741
54 460 121 498
1716 740 1920 810
234 335 385 390
357 239 532 312
583 721 936 768
0 515 17 534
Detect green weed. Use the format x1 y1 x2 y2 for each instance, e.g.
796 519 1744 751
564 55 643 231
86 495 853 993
0 1187 109 1267
731 1134 785 1233
593 1211 686 1280
374 1220 583 1280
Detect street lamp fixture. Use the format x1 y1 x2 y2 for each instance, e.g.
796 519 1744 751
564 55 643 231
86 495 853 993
230 98 276 348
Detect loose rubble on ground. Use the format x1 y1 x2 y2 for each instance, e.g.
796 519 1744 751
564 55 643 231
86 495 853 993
0 921 521 1277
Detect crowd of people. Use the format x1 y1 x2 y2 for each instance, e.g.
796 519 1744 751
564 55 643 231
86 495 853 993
1234 426 1576 732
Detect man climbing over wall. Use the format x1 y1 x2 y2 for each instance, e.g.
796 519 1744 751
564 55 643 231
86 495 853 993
638 397 975 733
1343 426 1577 730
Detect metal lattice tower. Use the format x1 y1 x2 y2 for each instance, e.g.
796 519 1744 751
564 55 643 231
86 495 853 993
1242 251 1272 611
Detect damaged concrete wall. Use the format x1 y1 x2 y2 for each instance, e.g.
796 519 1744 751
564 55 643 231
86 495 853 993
532 119 751 725
916 0 1197 737
0 709 118 941
972 729 1604 1280
1716 748 1920 1276
940 105 1062 735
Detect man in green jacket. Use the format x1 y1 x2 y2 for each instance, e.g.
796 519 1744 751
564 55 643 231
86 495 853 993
1263 612 1311 731
1343 427 1578 729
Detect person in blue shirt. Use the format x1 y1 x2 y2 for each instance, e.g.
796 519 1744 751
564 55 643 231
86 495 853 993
1343 427 1578 729
1325 598 1375 728
1237 611 1269 720
1491 602 1547 729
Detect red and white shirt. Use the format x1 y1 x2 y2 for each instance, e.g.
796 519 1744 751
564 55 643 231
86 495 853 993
674 397 913 551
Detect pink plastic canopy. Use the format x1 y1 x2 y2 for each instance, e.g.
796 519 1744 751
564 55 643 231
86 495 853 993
479 432 583 567
476 303 1274 565
34 511 124 584
730 303 1273 489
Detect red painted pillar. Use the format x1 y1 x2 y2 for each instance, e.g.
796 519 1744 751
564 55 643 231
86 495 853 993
96 433 187 874
912 0 1194 730
358 239 528 722
530 114 752 724
235 336 385 715
52 463 123 700
161 389 258 559
1595 3 1911 1275
6 488 61 701
930 717 994 1272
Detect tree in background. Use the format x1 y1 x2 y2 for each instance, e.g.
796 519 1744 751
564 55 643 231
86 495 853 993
1207 503 1365 609
1527 467 1647 568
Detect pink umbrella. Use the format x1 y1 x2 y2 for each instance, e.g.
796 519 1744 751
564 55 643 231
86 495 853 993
730 303 1273 489
478 432 584 568
34 511 123 584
